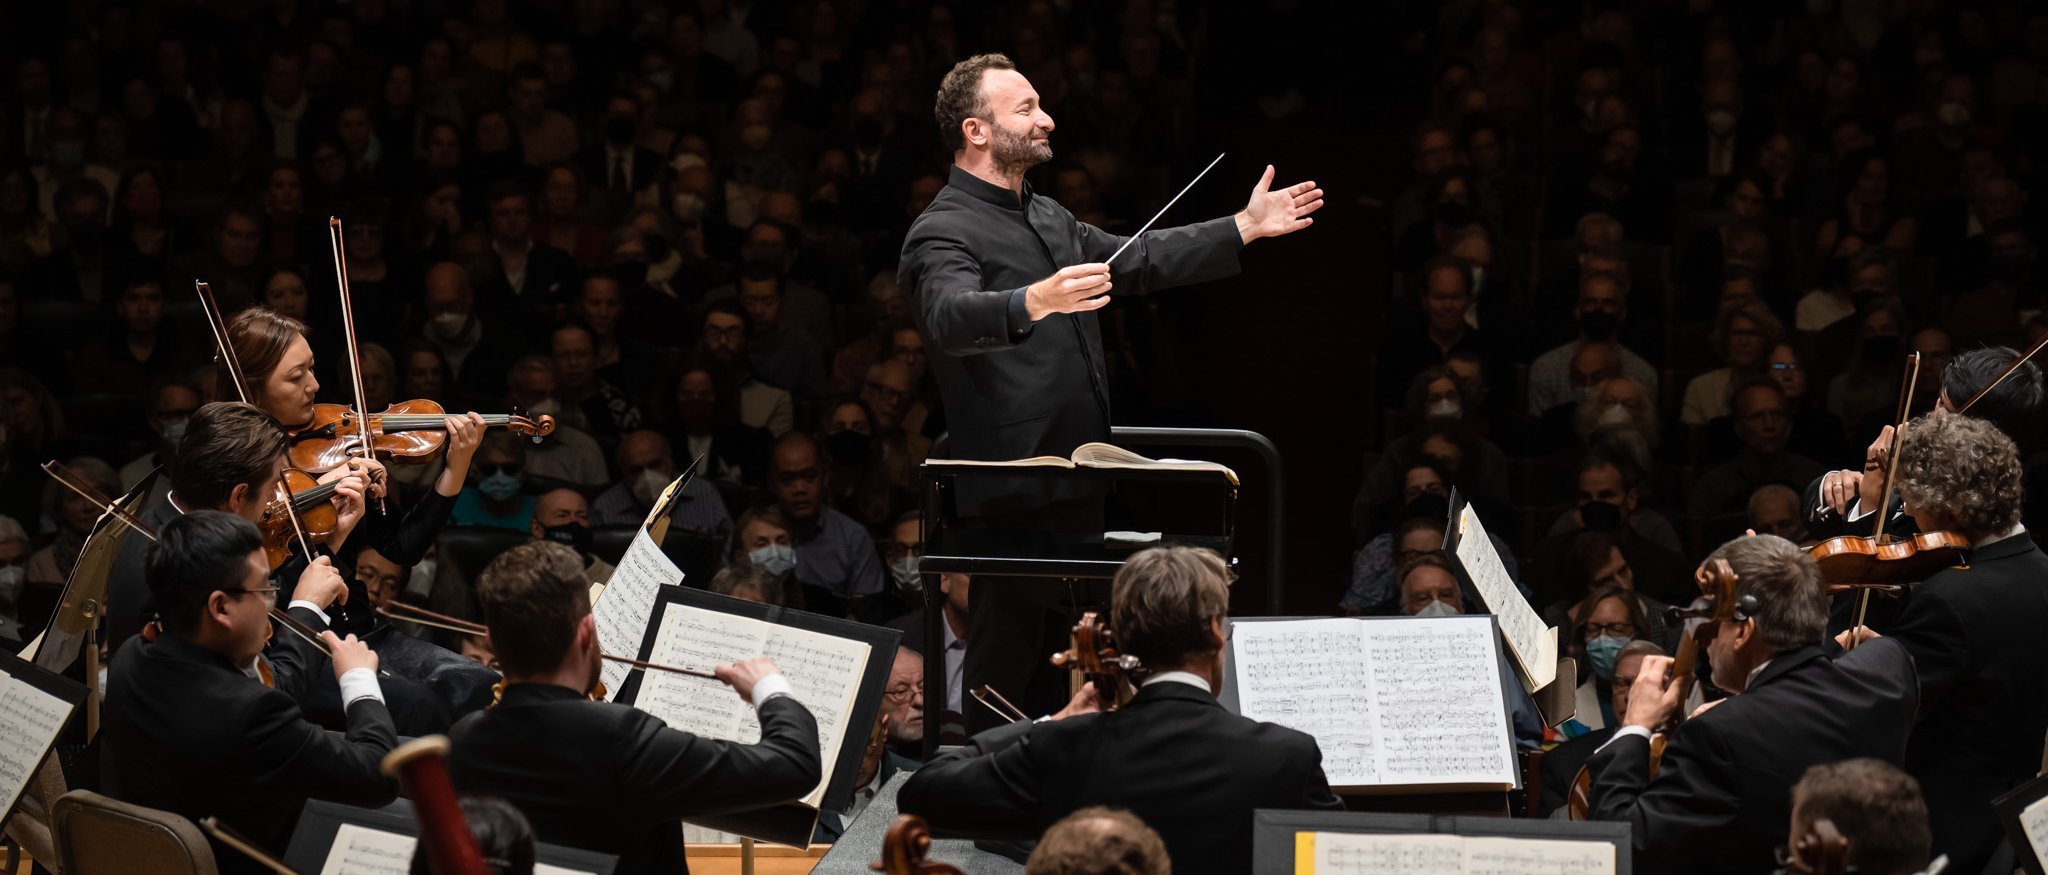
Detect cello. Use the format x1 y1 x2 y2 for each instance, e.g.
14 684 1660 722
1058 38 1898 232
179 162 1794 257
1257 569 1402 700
871 814 965 875
1049 611 1140 711
1566 559 1740 819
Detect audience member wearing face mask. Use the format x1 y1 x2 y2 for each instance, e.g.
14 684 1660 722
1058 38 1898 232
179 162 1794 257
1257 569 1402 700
590 429 731 537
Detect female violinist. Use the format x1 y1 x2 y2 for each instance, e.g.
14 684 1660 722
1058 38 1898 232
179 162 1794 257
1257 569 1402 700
218 306 485 632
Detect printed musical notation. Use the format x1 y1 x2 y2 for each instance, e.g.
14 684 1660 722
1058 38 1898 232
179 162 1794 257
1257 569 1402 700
1233 616 1516 789
317 824 417 875
0 669 72 818
2020 793 2048 867
1456 507 1558 692
635 604 871 809
591 529 685 699
1299 832 1614 875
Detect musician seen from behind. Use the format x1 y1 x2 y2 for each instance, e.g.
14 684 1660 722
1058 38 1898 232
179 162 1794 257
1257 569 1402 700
100 511 398 874
898 545 1343 875
1781 758 1936 875
1025 807 1171 875
1837 412 2048 874
898 52 1322 723
445 541 821 875
1581 534 1918 874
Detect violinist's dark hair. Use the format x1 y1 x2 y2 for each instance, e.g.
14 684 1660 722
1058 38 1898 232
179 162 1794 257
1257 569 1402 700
476 541 591 677
1025 806 1170 875
1790 758 1930 875
1705 534 1827 651
1943 346 2044 450
934 53 1017 153
1111 546 1231 668
219 306 310 408
172 402 288 511
146 511 264 636
407 795 536 875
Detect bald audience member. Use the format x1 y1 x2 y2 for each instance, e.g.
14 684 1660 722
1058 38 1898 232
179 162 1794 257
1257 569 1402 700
591 430 730 535
1748 485 1809 544
531 488 616 582
768 432 885 608
418 261 522 406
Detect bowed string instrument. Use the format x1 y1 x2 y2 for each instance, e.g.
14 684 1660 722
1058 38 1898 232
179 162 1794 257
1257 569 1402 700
1805 350 1970 643
1567 559 1741 820
374 601 719 703
286 218 555 476
41 461 332 686
1050 611 1141 711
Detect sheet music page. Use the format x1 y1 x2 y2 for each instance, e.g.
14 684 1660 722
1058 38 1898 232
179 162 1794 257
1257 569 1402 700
534 865 599 875
1297 831 1464 874
592 528 685 699
317 823 417 875
0 670 73 818
637 604 872 808
2021 793 2048 867
1463 836 1615 875
1231 620 1377 786
1364 617 1519 787
1455 506 1558 692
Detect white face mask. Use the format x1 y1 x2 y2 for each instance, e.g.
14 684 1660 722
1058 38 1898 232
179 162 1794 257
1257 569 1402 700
1598 403 1633 427
428 311 469 338
405 559 437 599
631 469 670 507
1414 599 1460 618
1428 398 1462 420
890 554 921 590
749 543 796 576
670 193 707 224
0 565 23 600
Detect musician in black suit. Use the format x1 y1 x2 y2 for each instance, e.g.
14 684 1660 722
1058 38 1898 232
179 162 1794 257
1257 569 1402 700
1537 638 1662 817
100 511 397 874
898 546 1344 875
897 53 1322 721
1841 413 2048 874
1582 534 1919 874
445 541 822 875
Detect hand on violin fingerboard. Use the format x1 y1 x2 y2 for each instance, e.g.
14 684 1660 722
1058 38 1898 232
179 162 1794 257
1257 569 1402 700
1050 683 1106 721
1833 625 1881 650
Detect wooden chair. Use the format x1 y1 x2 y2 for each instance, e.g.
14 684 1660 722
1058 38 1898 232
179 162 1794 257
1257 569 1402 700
51 790 217 875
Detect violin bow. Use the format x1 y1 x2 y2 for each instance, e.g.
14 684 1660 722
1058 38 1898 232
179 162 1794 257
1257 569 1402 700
1854 352 1922 647
376 602 719 680
197 281 319 562
328 217 387 515
42 461 157 542
970 685 1029 724
1957 333 2048 415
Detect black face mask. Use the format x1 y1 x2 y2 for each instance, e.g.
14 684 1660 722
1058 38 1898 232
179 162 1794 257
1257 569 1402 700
541 521 593 553
1850 288 1885 311
853 117 885 150
1580 499 1624 532
1990 255 2032 285
827 430 871 466
1860 334 1900 367
604 116 637 146
1402 492 1451 525
1579 309 1620 341
1434 201 1474 227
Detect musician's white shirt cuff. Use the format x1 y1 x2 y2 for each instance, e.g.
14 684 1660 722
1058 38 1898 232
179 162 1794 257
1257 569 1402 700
1595 724 1654 754
1844 498 1872 523
287 600 329 627
339 668 385 708
752 674 793 712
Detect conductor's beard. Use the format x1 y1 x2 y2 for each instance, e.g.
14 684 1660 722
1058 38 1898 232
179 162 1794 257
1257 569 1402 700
991 123 1053 178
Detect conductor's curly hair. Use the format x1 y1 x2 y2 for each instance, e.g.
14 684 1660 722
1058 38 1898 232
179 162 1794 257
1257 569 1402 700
1894 412 2023 536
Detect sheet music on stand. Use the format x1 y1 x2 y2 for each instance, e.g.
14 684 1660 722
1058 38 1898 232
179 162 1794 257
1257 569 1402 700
588 460 706 699
1994 770 2048 874
0 646 88 825
285 799 617 875
617 587 898 849
1444 491 1558 693
1250 809 1631 875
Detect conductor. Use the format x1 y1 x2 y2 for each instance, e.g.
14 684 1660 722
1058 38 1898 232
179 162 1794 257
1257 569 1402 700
898 53 1322 721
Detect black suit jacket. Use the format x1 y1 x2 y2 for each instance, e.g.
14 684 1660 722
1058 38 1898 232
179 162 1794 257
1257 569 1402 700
447 683 822 875
898 166 1240 515
898 681 1344 875
1538 726 1614 817
1584 641 1919 874
1888 533 2048 873
100 634 398 874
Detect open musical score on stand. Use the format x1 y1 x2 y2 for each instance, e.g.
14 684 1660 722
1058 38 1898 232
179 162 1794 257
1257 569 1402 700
0 648 84 826
283 799 616 875
615 587 898 848
1222 615 1519 793
1250 810 1631 875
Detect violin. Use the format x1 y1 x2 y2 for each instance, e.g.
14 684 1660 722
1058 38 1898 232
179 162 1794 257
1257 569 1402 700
259 468 348 569
1049 611 1139 711
871 814 964 875
1568 559 1740 820
288 402 554 473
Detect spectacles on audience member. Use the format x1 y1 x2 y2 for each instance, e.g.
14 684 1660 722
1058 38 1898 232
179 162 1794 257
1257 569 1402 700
884 681 924 701
1583 622 1636 637
477 462 523 477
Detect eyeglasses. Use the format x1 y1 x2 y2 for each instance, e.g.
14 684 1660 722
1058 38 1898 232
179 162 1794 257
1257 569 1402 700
476 462 523 477
226 585 280 606
864 382 909 404
1583 622 1637 637
1769 362 1802 371
883 681 924 702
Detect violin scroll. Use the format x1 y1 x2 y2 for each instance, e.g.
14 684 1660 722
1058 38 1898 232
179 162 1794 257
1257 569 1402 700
871 814 963 875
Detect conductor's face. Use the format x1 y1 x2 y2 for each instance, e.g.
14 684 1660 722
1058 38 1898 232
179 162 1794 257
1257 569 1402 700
970 69 1054 172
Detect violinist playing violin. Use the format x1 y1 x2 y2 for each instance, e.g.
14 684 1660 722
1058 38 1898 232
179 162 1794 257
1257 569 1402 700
1835 412 2048 874
219 306 487 634
1578 535 1917 875
100 511 398 875
898 546 1342 875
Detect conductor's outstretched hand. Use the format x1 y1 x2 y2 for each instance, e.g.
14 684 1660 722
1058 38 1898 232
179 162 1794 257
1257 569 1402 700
1236 165 1324 244
1025 263 1112 321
